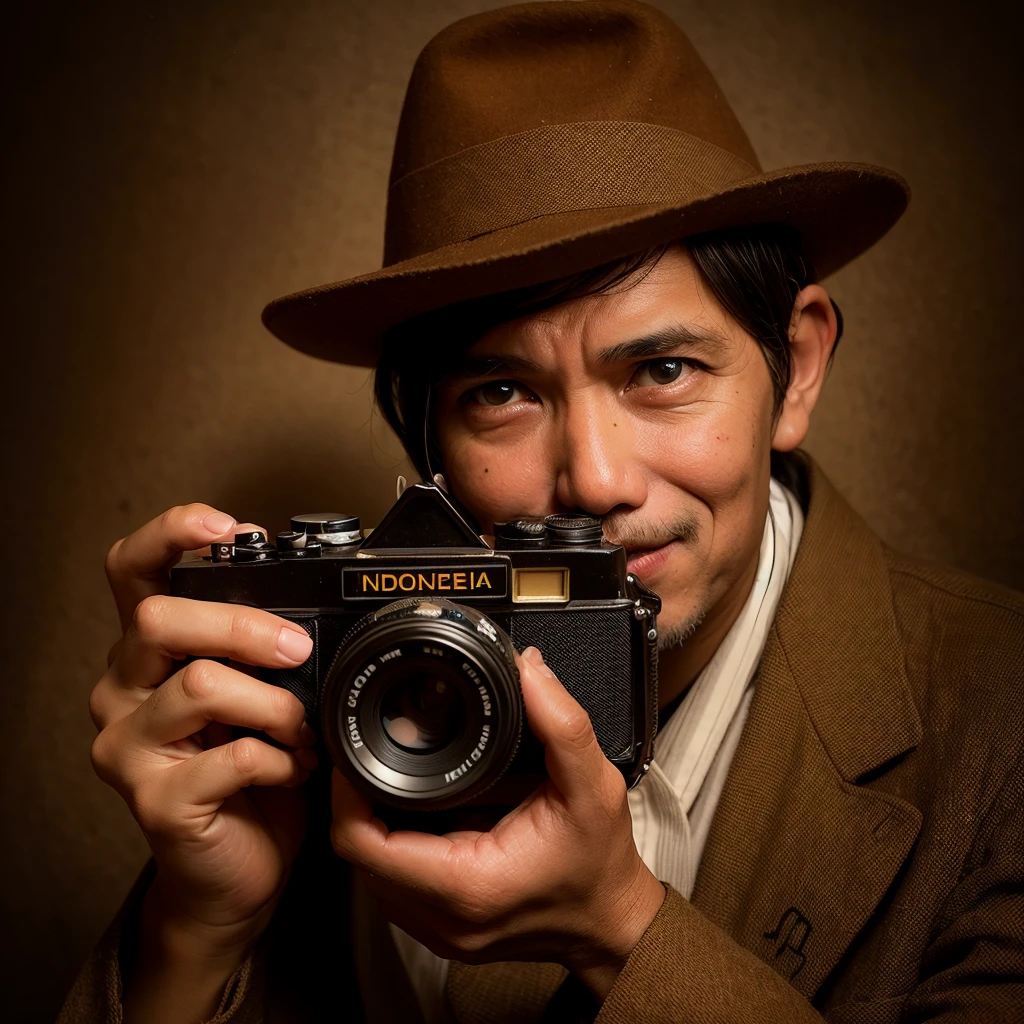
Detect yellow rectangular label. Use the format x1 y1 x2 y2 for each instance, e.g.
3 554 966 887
513 568 569 603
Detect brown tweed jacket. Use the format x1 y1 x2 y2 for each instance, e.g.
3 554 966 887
59 456 1024 1023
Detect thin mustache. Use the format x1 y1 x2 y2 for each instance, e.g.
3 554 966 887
601 512 699 550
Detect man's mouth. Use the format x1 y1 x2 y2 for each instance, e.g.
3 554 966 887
625 540 676 579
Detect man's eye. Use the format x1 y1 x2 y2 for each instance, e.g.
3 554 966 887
468 380 527 406
633 358 690 387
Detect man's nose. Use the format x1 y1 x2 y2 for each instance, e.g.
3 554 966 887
553 395 647 516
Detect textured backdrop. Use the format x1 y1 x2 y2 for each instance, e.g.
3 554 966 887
3 0 1021 1018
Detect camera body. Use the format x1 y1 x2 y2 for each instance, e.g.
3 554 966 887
170 482 660 811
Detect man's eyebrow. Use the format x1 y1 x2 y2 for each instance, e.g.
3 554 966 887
445 324 727 381
446 353 546 381
597 324 728 365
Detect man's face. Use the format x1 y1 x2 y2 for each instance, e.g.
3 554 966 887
434 246 777 648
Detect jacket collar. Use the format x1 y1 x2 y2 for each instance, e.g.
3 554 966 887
774 452 922 778
691 452 923 997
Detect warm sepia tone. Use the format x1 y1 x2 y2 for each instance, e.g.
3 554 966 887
2 1 1020 1018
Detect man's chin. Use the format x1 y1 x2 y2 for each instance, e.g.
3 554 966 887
651 573 711 651
656 607 708 651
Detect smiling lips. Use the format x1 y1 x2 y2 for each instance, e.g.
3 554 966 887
625 540 676 579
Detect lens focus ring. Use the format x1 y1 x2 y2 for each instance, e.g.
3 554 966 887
322 599 522 811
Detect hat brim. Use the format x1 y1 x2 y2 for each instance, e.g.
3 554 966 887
262 162 908 367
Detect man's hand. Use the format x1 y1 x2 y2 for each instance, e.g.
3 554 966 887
330 646 665 1002
90 504 318 1023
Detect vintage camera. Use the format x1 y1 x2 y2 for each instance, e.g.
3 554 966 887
170 482 660 813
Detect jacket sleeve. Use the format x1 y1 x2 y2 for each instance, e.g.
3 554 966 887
55 862 268 1024
593 760 1024 1024
897 753 1024 1023
594 886 824 1024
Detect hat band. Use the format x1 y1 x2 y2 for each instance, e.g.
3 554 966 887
383 120 758 264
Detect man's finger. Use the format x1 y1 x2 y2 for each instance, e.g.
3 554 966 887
109 595 314 692
128 659 315 749
105 504 238 629
518 647 608 809
161 736 315 809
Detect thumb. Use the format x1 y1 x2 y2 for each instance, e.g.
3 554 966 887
518 647 607 808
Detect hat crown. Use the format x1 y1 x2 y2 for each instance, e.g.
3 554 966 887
391 1 759 183
385 1 760 262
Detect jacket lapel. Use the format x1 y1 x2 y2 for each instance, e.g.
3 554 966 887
692 455 922 998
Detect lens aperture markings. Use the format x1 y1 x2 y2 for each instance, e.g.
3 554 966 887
444 723 492 785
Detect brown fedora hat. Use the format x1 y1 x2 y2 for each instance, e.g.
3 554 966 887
262 0 909 367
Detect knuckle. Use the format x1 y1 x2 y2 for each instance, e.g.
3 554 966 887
227 736 262 777
180 659 220 703
560 705 596 750
265 683 301 724
132 594 172 642
225 608 261 646
90 723 136 798
89 728 117 778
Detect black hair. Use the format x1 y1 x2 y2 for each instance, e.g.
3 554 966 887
374 224 843 480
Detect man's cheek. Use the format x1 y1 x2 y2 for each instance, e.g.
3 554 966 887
447 442 553 527
645 420 755 511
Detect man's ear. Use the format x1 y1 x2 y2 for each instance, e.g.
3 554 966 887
771 284 838 452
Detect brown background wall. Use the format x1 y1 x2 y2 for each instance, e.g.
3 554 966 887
3 0 1020 1018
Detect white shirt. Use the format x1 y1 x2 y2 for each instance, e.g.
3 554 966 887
627 476 804 897
385 477 804 1023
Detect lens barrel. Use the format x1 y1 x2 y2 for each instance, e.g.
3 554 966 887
322 599 522 810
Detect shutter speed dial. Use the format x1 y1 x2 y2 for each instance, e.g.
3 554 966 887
544 514 603 545
493 519 548 547
276 532 322 559
290 513 361 546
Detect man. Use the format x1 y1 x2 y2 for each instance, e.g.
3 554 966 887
61 2 1024 1022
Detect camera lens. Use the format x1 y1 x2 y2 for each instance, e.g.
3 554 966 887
322 599 522 811
380 670 466 752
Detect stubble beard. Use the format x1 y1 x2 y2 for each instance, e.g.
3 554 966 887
601 507 707 651
657 602 709 652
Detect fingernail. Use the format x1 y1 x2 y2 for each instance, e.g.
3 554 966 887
295 747 319 771
299 722 317 746
203 511 236 536
278 627 313 663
